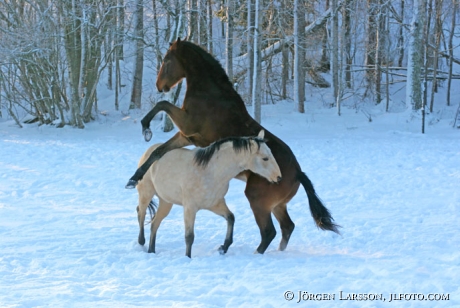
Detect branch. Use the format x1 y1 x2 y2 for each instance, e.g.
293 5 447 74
233 0 344 72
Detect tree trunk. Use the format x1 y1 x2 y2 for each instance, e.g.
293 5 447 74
117 0 124 60
252 0 262 123
366 0 378 89
429 0 442 113
225 0 234 81
320 0 330 72
62 0 84 128
343 0 352 88
294 0 305 113
153 0 162 72
187 0 198 41
422 0 432 116
447 0 457 107
130 0 144 109
280 0 289 99
397 0 405 67
207 0 213 52
375 0 382 104
331 0 339 107
247 0 254 102
406 0 425 111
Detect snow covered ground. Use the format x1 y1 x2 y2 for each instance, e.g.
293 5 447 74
1 101 459 307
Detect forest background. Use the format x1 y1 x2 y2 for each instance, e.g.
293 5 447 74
0 0 459 131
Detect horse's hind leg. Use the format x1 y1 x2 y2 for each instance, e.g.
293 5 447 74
245 178 277 254
137 179 155 246
250 205 276 254
148 198 173 253
272 203 295 251
208 199 235 255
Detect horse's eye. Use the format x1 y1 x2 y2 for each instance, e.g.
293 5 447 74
263 157 269 161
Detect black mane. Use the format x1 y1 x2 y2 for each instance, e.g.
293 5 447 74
194 136 265 168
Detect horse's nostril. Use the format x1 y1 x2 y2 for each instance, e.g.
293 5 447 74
277 176 282 183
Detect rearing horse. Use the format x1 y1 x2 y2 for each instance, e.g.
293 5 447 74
126 38 340 254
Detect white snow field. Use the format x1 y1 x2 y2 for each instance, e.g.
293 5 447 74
1 102 459 307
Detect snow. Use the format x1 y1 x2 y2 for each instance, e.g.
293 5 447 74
1 101 459 307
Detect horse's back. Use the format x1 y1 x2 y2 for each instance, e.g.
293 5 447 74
149 147 195 205
138 143 163 167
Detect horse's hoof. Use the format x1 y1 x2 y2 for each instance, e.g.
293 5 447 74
138 237 145 246
218 245 226 255
125 180 138 189
143 128 152 142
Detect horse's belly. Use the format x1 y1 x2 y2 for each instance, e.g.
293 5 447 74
154 181 183 205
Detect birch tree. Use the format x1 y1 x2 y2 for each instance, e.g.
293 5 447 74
406 0 426 110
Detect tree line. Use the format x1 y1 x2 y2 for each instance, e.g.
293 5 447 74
0 0 459 128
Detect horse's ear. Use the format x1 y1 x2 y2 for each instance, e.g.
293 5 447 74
177 37 181 43
257 130 265 139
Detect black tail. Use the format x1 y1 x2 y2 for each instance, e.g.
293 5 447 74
298 171 341 234
146 199 158 222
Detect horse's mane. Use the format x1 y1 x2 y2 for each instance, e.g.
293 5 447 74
194 136 265 168
179 41 232 87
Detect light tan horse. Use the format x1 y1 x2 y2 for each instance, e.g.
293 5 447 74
136 130 281 258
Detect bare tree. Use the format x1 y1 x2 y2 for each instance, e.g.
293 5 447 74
331 0 339 111
429 0 443 113
206 0 213 52
280 0 290 99
447 0 457 107
294 0 305 113
130 0 144 110
225 0 235 81
343 0 353 89
406 0 426 111
247 0 254 102
397 0 405 67
252 0 262 122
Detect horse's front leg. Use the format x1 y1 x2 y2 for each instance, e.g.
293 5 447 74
208 199 235 255
126 132 192 188
183 206 197 258
141 100 191 142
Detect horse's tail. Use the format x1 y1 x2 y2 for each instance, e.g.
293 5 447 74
146 199 158 222
297 170 341 234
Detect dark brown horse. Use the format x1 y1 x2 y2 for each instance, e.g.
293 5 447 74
126 38 340 254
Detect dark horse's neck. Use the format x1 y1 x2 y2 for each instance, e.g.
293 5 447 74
177 41 265 137
177 42 242 98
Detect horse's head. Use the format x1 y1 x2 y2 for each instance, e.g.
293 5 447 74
248 130 282 184
156 38 186 93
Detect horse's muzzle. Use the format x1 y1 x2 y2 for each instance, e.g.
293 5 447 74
157 85 170 93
